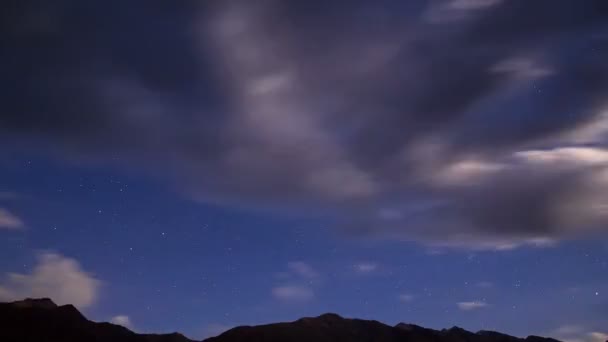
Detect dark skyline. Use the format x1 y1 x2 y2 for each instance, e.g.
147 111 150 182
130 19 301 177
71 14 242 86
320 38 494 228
1 0 607 340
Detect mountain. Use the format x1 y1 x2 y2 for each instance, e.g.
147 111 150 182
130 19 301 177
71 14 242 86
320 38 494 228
0 298 565 342
0 298 193 342
206 313 562 342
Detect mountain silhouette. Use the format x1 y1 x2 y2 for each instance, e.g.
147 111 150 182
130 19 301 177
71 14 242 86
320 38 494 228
0 298 566 342
0 298 192 342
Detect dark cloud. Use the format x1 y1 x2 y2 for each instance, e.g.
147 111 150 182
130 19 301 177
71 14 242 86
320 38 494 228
2 0 608 249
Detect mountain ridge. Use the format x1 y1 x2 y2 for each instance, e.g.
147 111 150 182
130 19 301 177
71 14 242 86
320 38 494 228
0 298 566 342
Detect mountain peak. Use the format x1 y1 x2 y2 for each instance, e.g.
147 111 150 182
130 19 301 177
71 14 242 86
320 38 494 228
1 298 195 342
395 322 426 331
317 313 343 321
447 326 470 333
9 297 58 309
297 312 345 325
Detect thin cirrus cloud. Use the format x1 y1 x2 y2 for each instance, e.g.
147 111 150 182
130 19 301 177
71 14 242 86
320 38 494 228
2 1 608 249
0 252 100 309
457 301 488 311
398 294 415 303
272 285 314 302
0 208 24 230
476 281 494 288
287 262 319 279
354 262 378 274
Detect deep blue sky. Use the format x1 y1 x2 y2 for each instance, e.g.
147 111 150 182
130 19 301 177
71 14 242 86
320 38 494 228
1 0 608 340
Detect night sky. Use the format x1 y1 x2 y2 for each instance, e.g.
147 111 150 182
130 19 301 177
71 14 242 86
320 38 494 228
1 0 608 340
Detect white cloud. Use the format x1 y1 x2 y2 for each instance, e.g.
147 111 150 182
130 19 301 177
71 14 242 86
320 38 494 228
111 315 132 328
491 57 554 79
287 262 319 279
552 326 608 342
272 285 314 302
588 332 608 342
398 294 414 302
565 110 608 144
0 252 100 308
433 159 505 186
0 208 24 230
457 301 488 311
515 147 608 166
354 262 378 274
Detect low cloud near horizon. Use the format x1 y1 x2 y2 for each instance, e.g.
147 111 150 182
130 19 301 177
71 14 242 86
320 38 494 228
2 0 608 249
551 325 608 342
110 315 133 329
0 252 100 309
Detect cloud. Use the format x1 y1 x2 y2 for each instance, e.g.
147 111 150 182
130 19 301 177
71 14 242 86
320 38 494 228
287 262 319 279
588 332 608 342
552 326 608 342
354 262 378 274
425 0 503 23
273 263 319 303
554 325 585 336
110 315 132 329
272 285 314 302
0 252 100 308
0 208 24 230
2 1 608 249
476 281 494 288
449 0 502 10
457 301 488 311
398 294 414 302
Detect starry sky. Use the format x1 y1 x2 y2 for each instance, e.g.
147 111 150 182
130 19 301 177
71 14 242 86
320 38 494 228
1 0 608 340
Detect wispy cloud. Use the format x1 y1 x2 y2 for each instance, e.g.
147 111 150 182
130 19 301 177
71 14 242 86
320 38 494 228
398 294 414 302
354 262 378 274
476 281 494 288
457 301 488 311
287 262 319 279
0 208 24 230
272 285 314 302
